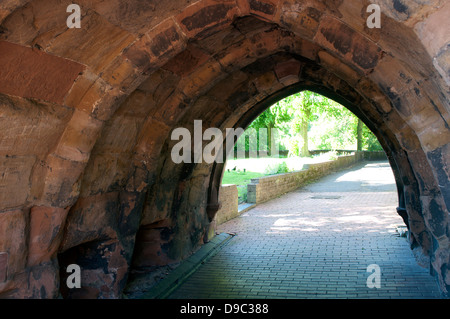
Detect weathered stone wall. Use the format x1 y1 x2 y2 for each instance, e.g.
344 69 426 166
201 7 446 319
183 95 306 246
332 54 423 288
214 184 239 225
0 0 448 298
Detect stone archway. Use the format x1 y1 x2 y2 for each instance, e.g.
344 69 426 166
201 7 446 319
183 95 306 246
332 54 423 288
0 0 448 298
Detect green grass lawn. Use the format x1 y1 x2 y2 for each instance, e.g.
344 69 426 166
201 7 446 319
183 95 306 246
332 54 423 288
221 170 266 185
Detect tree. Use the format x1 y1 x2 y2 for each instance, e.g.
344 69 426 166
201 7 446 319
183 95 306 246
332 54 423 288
240 90 383 158
248 99 291 156
285 91 342 156
356 118 363 151
361 125 383 151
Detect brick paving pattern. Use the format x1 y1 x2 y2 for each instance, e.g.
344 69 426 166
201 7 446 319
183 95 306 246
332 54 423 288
168 161 442 299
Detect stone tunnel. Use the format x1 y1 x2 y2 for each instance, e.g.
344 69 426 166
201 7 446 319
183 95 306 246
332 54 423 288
0 0 448 298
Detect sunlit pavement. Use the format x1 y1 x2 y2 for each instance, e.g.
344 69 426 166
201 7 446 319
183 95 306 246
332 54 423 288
168 161 443 299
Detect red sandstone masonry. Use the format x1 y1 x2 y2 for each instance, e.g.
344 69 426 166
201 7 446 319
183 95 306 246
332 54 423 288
124 18 187 73
0 253 7 283
274 59 302 85
27 206 69 267
0 41 85 104
0 0 448 299
175 0 240 39
236 0 280 22
314 16 382 74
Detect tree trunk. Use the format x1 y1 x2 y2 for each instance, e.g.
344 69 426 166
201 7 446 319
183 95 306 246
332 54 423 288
300 107 311 157
357 118 363 151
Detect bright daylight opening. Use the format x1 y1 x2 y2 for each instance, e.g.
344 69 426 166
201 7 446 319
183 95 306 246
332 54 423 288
221 90 386 204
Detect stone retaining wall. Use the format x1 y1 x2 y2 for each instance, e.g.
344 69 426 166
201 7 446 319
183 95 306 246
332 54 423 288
247 152 364 204
214 184 239 225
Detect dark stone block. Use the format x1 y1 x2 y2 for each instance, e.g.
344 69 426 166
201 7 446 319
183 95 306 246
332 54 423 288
0 253 7 283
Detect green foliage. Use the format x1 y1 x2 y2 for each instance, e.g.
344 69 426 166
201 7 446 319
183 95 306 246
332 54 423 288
249 100 291 130
237 90 383 156
309 104 357 150
287 138 301 157
362 126 384 151
263 161 291 175
276 161 290 174
263 162 280 175
323 150 338 161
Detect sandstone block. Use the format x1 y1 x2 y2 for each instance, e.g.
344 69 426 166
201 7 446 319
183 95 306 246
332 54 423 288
124 18 187 73
413 1 450 58
163 44 211 77
216 38 257 72
297 38 321 61
60 192 119 252
207 71 249 101
427 144 450 211
0 155 35 209
134 118 171 163
0 0 71 46
278 3 321 40
196 23 245 54
100 55 143 92
28 206 69 267
0 209 27 278
0 94 73 158
78 153 128 197
252 71 282 95
65 72 124 121
47 11 135 74
0 40 84 104
53 109 103 163
0 253 6 283
237 0 279 21
355 77 392 114
433 47 450 86
33 154 87 207
132 223 174 267
314 16 381 73
178 59 225 98
76 0 167 35
274 59 302 85
318 50 360 86
175 0 239 39
91 115 142 155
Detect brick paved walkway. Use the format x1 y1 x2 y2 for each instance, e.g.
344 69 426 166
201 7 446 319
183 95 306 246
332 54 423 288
168 161 443 299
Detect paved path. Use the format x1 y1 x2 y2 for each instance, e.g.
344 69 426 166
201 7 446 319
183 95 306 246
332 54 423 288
168 161 443 299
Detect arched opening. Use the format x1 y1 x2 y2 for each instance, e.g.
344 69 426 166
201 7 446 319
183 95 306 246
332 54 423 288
0 1 448 299
218 90 387 206
203 81 426 247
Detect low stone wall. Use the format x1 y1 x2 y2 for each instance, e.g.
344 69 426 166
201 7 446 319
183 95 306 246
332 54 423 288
247 152 364 204
214 184 239 225
362 150 387 160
